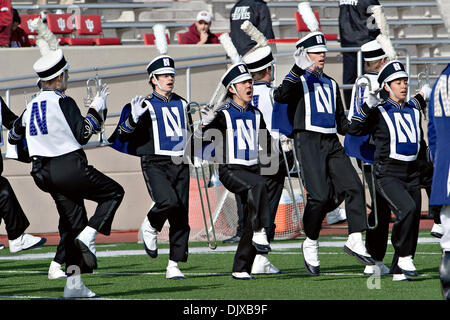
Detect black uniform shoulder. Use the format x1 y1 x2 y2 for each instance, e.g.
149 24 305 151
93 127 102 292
216 103 231 113
171 92 187 104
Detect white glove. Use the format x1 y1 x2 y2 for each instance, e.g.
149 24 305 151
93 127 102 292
366 91 381 109
280 135 293 152
419 84 432 102
130 96 147 123
293 47 314 70
201 106 217 126
90 84 110 114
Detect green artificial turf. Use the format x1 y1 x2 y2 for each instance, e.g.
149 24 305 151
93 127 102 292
0 233 444 301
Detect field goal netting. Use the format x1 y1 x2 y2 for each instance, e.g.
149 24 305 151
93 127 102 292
138 163 305 244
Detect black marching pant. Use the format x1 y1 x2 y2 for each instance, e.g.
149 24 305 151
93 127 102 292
375 161 421 264
219 164 271 273
141 156 190 263
294 131 367 240
31 149 124 273
359 161 392 262
0 176 30 240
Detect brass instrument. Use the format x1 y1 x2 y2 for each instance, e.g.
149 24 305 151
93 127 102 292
186 101 217 250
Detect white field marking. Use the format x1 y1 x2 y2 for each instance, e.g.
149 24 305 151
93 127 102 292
0 237 440 261
0 270 439 278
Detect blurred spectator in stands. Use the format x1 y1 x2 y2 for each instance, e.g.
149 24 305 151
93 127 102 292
230 0 275 56
0 0 12 47
10 9 31 48
179 10 219 45
339 0 380 109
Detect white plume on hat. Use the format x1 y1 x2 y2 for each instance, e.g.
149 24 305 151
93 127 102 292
30 17 59 56
436 0 450 35
370 5 397 60
298 2 319 32
152 23 168 55
219 33 241 64
240 20 268 51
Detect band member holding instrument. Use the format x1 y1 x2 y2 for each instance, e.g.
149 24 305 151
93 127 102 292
195 62 273 280
345 60 431 281
274 31 376 276
344 39 392 276
9 18 124 298
110 55 191 280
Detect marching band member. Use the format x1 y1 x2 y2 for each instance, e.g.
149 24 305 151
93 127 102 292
0 96 46 253
273 31 376 276
344 39 392 276
195 62 272 280
427 31 450 298
346 60 431 281
242 45 285 275
9 18 124 298
110 55 191 280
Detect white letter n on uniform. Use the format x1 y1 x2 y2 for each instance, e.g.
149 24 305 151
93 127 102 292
236 119 255 151
394 113 416 143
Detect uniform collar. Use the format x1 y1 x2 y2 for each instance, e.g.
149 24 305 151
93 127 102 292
306 68 323 78
367 71 379 76
152 91 172 102
230 100 250 112
387 98 406 109
42 88 66 96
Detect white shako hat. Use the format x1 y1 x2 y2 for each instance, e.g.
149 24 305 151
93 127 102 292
295 31 327 53
377 60 408 86
361 40 386 62
242 46 274 73
146 55 176 77
33 48 69 81
221 63 252 88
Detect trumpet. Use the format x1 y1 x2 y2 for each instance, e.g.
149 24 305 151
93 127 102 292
186 101 217 250
84 72 111 146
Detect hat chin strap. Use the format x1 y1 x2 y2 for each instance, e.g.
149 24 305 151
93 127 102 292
152 74 164 92
230 83 245 105
385 82 403 103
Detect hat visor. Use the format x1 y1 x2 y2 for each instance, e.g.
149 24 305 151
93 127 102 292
151 67 176 76
385 71 409 84
306 45 328 53
229 73 253 87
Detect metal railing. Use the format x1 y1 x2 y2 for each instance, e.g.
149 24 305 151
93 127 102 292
13 3 173 10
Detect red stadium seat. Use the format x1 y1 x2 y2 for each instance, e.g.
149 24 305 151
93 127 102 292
268 38 298 44
19 14 40 35
294 11 338 41
74 14 121 45
143 33 171 45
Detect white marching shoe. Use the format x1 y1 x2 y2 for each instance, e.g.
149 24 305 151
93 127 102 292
344 232 375 265
302 237 320 276
392 273 410 282
232 272 255 280
251 254 282 274
141 216 158 258
74 226 98 269
252 228 271 253
326 207 347 225
63 276 98 298
48 261 67 279
9 233 46 253
431 223 443 238
166 260 186 280
398 255 418 277
364 261 390 275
